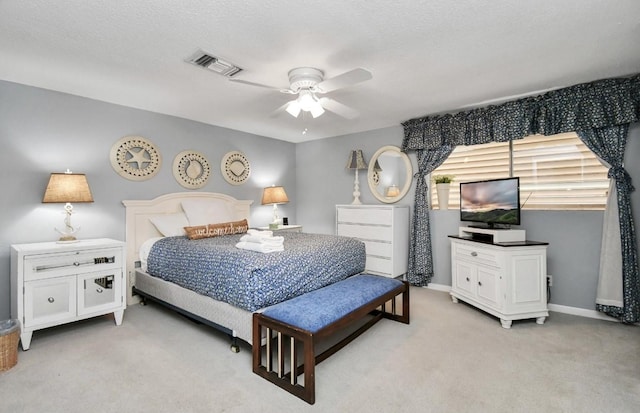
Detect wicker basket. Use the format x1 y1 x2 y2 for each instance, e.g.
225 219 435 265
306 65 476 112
0 319 20 372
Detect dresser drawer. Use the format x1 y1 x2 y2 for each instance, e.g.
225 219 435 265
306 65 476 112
365 256 393 276
363 240 392 258
24 247 123 281
337 207 392 225
337 223 392 242
454 243 499 267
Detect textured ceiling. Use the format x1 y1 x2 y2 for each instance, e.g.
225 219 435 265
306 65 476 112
1 0 639 143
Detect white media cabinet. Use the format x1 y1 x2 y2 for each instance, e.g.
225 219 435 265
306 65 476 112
449 231 549 328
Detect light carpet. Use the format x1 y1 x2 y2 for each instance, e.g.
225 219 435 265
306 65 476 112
1 287 638 413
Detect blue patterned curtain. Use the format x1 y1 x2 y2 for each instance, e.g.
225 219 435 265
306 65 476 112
407 146 454 286
401 74 640 322
577 126 639 323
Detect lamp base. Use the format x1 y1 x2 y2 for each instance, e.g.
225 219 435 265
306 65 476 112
56 234 79 243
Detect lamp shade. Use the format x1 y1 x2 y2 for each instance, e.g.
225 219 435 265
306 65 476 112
373 159 383 172
386 185 400 197
346 149 368 170
261 186 289 205
43 173 94 203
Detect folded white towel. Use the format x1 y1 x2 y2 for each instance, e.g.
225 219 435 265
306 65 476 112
247 229 273 238
235 241 284 253
240 234 284 245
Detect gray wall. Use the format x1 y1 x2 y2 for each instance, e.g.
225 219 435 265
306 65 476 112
0 81 296 319
296 123 640 311
2 79 639 319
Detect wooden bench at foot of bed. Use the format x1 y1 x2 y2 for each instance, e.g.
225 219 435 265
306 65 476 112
252 273 410 404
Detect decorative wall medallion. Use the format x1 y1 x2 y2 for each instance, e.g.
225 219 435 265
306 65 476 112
110 136 161 181
221 151 251 185
173 150 211 189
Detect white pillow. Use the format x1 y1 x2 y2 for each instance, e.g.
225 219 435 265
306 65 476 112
181 199 233 226
149 213 189 237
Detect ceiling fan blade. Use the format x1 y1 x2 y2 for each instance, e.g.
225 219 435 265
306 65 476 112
229 78 296 94
319 97 360 119
316 68 372 93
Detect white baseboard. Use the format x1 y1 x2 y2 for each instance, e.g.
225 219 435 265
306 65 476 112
425 283 624 323
426 283 452 293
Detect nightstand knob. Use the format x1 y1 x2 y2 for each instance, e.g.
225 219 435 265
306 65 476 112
48 297 55 303
73 262 80 266
478 281 483 286
96 288 103 294
466 277 470 282
471 252 478 257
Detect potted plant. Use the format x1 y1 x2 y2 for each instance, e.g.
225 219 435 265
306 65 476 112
433 175 454 210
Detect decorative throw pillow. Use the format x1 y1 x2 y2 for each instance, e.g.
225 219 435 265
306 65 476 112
181 199 233 226
184 219 249 240
149 213 190 237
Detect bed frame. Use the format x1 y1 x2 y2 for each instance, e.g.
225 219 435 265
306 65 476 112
123 192 254 349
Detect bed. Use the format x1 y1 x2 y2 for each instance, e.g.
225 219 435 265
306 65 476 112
123 192 365 349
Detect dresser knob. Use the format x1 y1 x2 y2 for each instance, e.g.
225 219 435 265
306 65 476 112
471 252 478 257
74 262 80 266
96 288 104 294
47 297 55 303
466 277 470 282
478 281 483 286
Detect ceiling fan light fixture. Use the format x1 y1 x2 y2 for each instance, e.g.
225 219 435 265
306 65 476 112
297 90 317 111
309 103 325 118
285 101 302 117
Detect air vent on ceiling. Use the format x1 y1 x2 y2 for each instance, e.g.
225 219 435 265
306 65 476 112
186 50 243 77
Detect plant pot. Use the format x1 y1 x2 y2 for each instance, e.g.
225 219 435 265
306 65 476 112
436 183 450 210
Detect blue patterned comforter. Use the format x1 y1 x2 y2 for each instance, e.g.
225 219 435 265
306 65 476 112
146 232 366 311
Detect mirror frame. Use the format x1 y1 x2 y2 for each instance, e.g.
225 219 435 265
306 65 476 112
367 145 413 203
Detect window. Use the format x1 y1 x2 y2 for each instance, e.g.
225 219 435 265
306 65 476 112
431 132 609 210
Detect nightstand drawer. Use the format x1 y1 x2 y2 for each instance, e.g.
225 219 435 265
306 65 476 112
24 276 76 328
24 247 123 281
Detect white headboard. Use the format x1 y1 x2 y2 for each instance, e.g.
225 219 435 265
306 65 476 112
122 192 253 303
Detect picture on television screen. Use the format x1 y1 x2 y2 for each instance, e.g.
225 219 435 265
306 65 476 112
460 177 520 227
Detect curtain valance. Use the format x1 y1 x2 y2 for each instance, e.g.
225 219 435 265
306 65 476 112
402 74 640 151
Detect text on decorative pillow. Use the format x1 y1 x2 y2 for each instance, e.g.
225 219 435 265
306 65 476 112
184 219 249 240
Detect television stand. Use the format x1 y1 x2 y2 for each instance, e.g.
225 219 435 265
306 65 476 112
459 226 525 243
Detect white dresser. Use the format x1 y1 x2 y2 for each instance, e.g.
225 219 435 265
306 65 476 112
449 236 549 328
336 205 409 278
11 238 126 350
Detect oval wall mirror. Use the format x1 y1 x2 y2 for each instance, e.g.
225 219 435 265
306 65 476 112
367 145 413 203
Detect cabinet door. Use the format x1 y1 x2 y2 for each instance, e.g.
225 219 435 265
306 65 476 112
78 270 123 316
453 260 476 296
476 266 500 308
25 276 76 328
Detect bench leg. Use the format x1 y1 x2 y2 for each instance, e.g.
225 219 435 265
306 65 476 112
253 314 316 404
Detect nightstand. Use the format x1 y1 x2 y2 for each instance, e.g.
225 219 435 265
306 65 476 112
257 225 303 233
10 238 126 350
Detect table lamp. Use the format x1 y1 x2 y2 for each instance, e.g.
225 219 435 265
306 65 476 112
346 149 368 204
42 170 94 242
262 185 289 229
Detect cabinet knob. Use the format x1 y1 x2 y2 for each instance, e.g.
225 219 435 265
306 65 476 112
478 281 483 286
47 297 55 303
466 277 470 282
471 252 478 257
73 262 80 266
96 288 104 294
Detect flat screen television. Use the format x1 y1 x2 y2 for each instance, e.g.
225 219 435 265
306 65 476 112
459 177 520 228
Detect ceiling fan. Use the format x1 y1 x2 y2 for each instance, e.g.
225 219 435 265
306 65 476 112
230 67 372 119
